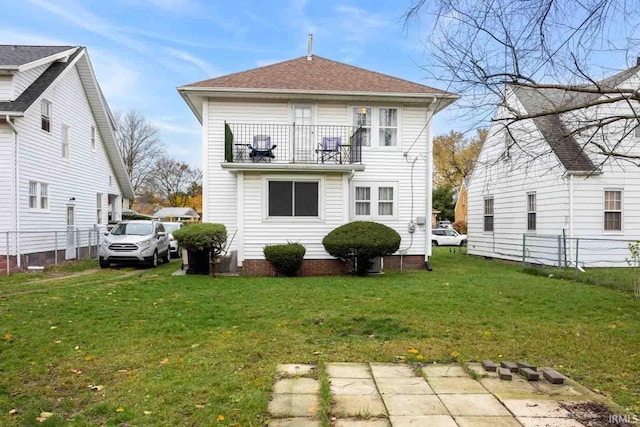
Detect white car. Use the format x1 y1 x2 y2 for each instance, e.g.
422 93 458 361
431 228 467 247
161 222 184 257
100 220 171 268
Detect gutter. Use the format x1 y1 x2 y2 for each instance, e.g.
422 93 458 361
5 115 19 267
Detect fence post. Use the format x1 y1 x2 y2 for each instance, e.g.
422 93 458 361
557 235 562 267
522 234 526 266
292 122 296 163
54 231 58 266
575 238 580 273
5 231 9 276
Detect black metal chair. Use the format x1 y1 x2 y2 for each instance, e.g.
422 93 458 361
248 135 276 162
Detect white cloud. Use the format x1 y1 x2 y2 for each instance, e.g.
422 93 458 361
152 118 200 135
0 27 69 46
255 58 287 67
165 48 217 77
90 50 142 106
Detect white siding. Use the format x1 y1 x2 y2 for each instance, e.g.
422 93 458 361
0 75 13 101
0 124 15 233
13 64 49 100
204 99 432 262
13 63 123 254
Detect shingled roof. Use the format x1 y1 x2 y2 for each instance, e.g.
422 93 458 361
187 55 452 95
0 45 76 67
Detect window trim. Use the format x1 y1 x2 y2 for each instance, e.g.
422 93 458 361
378 107 399 147
41 99 51 133
61 124 70 160
351 181 398 220
28 181 50 212
349 105 401 149
91 126 97 152
483 196 494 233
96 193 103 224
263 175 324 221
526 192 536 232
603 189 623 233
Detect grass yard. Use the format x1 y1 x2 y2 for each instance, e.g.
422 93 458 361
524 264 640 294
1 249 639 426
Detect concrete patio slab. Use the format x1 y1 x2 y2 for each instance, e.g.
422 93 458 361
388 415 457 426
273 378 320 394
455 416 522 427
276 364 316 377
333 394 387 417
531 380 586 397
467 362 499 378
428 377 488 394
501 399 572 418
333 420 391 427
268 418 322 427
383 394 448 416
517 417 586 427
439 394 511 417
479 377 540 397
375 377 433 395
327 363 372 379
268 393 320 417
369 363 415 378
422 364 467 378
330 378 378 395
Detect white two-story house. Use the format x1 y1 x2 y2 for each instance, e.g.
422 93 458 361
179 52 457 275
0 45 134 271
467 63 640 267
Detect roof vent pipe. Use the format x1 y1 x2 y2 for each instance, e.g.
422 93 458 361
636 56 640 67
307 33 313 61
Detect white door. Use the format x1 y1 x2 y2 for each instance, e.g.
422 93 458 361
293 105 314 162
66 206 76 260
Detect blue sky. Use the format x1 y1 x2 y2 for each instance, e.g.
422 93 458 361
1 0 456 168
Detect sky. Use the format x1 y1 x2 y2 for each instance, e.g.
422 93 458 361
0 0 455 169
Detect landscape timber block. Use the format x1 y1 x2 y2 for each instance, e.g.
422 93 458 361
481 360 498 372
498 367 513 381
517 361 537 370
500 361 518 373
543 369 566 384
519 367 540 381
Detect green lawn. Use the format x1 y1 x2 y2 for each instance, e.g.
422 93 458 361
1 250 639 426
524 264 640 294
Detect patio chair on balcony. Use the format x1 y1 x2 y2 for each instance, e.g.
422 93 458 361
316 136 342 163
248 135 277 162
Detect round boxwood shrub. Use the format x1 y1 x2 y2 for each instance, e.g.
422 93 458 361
263 242 306 277
173 223 227 256
322 221 401 276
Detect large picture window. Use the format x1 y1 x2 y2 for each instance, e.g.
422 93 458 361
604 190 622 231
484 197 494 232
268 181 319 217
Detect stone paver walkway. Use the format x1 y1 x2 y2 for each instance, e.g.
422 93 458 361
267 362 623 426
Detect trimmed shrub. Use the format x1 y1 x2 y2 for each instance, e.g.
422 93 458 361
263 242 306 276
322 221 401 276
173 223 227 257
453 221 467 235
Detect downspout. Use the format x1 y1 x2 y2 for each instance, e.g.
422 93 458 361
424 98 437 271
6 115 19 267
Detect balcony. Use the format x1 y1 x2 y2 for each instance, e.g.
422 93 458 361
222 122 365 172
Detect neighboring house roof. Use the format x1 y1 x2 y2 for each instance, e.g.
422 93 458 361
188 55 454 95
154 207 200 219
0 45 76 67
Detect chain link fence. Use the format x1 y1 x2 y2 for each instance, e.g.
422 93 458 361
1 228 103 275
522 234 638 269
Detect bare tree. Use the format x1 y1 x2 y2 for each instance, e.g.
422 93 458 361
150 156 201 207
405 0 640 167
114 111 165 194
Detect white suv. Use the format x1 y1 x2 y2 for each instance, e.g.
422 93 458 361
100 220 171 268
431 228 467 247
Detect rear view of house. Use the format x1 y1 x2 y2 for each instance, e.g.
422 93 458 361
179 45 457 275
0 45 134 272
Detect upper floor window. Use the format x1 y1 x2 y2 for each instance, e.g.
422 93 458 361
484 197 494 232
352 106 399 148
91 126 96 151
29 181 48 210
604 190 622 231
379 108 398 146
352 107 372 146
527 192 536 231
268 181 319 217
41 99 51 132
62 125 70 159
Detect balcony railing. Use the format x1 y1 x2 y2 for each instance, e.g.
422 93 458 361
224 122 364 164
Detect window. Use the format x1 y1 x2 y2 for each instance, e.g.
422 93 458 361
604 190 622 231
379 108 398 146
355 186 371 215
527 193 536 231
352 107 371 146
268 181 319 217
62 125 70 159
29 181 48 210
378 187 394 216
29 181 38 209
41 99 51 132
634 124 640 138
484 197 494 232
91 126 96 151
96 193 102 224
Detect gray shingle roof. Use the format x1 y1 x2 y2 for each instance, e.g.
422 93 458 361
0 48 81 113
0 45 76 67
154 207 200 218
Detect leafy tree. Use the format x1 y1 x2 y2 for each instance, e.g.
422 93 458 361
432 186 455 221
434 129 485 189
150 157 201 207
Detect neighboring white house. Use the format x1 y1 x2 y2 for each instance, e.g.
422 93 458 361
154 207 200 222
0 45 134 270
178 51 457 274
467 64 640 267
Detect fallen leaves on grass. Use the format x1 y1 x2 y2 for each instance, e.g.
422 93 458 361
217 414 225 421
407 348 419 355
450 351 460 359
160 358 169 365
88 385 104 391
8 408 18 415
36 412 54 422
84 354 94 361
70 368 83 375
143 410 152 415
3 333 11 341
116 407 124 413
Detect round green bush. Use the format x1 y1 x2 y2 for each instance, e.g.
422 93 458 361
322 221 401 276
263 242 306 277
173 223 227 256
